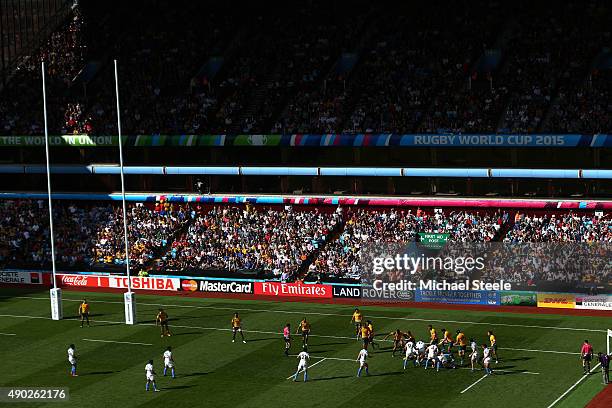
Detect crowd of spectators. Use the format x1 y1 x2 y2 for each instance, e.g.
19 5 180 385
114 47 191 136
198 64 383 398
1 0 610 137
310 208 508 279
504 212 611 243
0 200 609 287
93 203 188 268
160 205 341 278
0 200 187 270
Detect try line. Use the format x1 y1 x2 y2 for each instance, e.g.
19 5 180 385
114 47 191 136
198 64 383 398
545 363 602 408
0 313 580 357
2 295 606 334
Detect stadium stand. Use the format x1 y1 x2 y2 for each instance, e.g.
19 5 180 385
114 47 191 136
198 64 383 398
1 200 608 289
1 0 610 136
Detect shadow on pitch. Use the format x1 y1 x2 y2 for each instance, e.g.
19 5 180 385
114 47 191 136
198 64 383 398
367 371 404 377
309 375 352 382
180 371 211 378
162 385 196 390
312 341 350 347
87 322 121 327
85 371 119 375
499 357 532 362
245 337 277 343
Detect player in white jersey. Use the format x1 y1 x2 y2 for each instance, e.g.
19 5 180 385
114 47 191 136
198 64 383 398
403 341 416 370
424 343 438 370
145 360 160 392
482 344 493 375
415 340 426 366
469 339 480 372
67 344 77 377
292 346 310 382
163 346 176 379
357 348 369 377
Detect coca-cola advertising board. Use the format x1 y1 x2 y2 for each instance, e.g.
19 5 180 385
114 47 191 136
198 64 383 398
58 274 109 288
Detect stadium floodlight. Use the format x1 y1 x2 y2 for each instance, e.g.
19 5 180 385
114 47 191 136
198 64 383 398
41 62 63 321
113 59 136 325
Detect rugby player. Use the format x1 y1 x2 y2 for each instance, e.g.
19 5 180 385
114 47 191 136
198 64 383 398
156 308 172 337
78 299 90 328
297 318 311 347
351 308 363 339
231 312 246 343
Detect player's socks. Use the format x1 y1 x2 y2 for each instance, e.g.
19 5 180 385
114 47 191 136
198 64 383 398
171 368 175 378
357 367 362 377
365 367 369 375
146 383 150 391
304 371 308 382
163 367 167 376
403 360 407 370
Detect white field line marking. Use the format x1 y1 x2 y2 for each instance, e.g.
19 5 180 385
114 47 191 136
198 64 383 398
2 295 606 334
502 347 579 356
0 313 584 357
460 374 488 393
286 358 327 380
82 338 152 346
545 363 601 408
291 355 540 374
0 332 17 336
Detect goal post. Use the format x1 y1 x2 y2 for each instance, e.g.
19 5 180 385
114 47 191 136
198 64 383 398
608 329 612 355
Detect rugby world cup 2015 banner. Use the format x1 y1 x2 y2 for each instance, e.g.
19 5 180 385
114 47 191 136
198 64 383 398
2 134 610 147
254 282 333 299
415 289 500 305
536 293 576 309
575 295 612 311
180 279 254 294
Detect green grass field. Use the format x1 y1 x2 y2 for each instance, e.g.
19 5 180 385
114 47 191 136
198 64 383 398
0 288 609 408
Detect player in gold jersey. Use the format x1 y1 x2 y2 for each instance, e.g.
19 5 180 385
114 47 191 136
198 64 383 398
383 329 408 357
487 330 499 363
297 318 311 346
78 299 90 328
351 308 364 339
454 330 468 366
156 308 172 337
428 325 438 345
231 313 246 343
